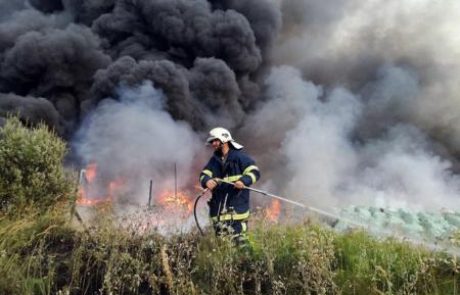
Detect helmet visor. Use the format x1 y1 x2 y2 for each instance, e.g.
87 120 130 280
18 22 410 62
206 136 218 145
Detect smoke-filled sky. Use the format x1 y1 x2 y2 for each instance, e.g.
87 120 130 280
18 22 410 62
2 0 460 211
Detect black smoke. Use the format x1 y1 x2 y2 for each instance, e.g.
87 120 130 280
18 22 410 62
0 0 280 137
0 93 60 131
0 10 111 136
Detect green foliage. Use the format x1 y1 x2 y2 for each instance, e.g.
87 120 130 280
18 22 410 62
247 221 337 294
0 205 459 295
0 116 72 213
334 230 460 294
0 205 75 295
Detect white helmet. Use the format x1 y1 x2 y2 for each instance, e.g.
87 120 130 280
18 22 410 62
206 127 243 150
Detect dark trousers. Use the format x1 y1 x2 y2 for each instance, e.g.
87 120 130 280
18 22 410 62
212 219 249 246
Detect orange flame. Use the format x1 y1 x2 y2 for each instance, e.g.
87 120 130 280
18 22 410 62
85 163 97 183
77 162 124 206
76 193 112 206
265 200 281 222
136 191 194 234
76 162 195 221
157 190 194 213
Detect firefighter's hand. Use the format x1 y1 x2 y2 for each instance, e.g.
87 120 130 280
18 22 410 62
206 179 218 190
233 180 245 190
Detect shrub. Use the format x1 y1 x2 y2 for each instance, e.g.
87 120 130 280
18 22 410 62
0 116 72 213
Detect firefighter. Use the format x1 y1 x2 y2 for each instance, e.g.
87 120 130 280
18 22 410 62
199 127 260 246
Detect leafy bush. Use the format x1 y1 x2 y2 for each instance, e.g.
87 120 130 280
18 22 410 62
0 116 72 213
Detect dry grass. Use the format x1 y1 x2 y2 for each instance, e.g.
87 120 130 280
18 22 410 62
1 202 459 295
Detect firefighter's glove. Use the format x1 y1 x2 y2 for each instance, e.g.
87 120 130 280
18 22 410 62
233 180 245 190
206 179 218 190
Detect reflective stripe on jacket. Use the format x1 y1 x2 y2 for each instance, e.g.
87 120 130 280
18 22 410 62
199 148 260 219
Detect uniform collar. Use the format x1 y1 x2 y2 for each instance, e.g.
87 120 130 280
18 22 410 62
213 148 238 162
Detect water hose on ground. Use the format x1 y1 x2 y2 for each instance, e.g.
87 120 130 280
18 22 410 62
193 188 209 236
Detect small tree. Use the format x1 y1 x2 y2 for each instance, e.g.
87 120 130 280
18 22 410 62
0 117 72 213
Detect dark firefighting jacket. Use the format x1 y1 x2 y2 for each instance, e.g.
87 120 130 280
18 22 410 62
199 148 260 222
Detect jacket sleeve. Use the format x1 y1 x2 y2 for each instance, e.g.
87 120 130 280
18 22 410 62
238 154 260 187
199 159 215 188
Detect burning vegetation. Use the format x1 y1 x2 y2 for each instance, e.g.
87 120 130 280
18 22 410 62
76 161 282 230
265 199 281 222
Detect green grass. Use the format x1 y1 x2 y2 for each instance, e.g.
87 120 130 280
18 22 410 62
1 204 459 295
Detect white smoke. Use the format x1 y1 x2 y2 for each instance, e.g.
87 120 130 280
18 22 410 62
273 0 460 150
354 125 460 210
235 0 460 213
247 65 460 212
74 81 203 204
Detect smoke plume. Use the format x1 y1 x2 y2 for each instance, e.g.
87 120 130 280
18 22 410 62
74 81 203 203
2 0 460 213
244 0 460 211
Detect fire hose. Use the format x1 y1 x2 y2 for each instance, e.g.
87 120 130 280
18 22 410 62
193 179 460 256
193 188 209 235
193 178 365 236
